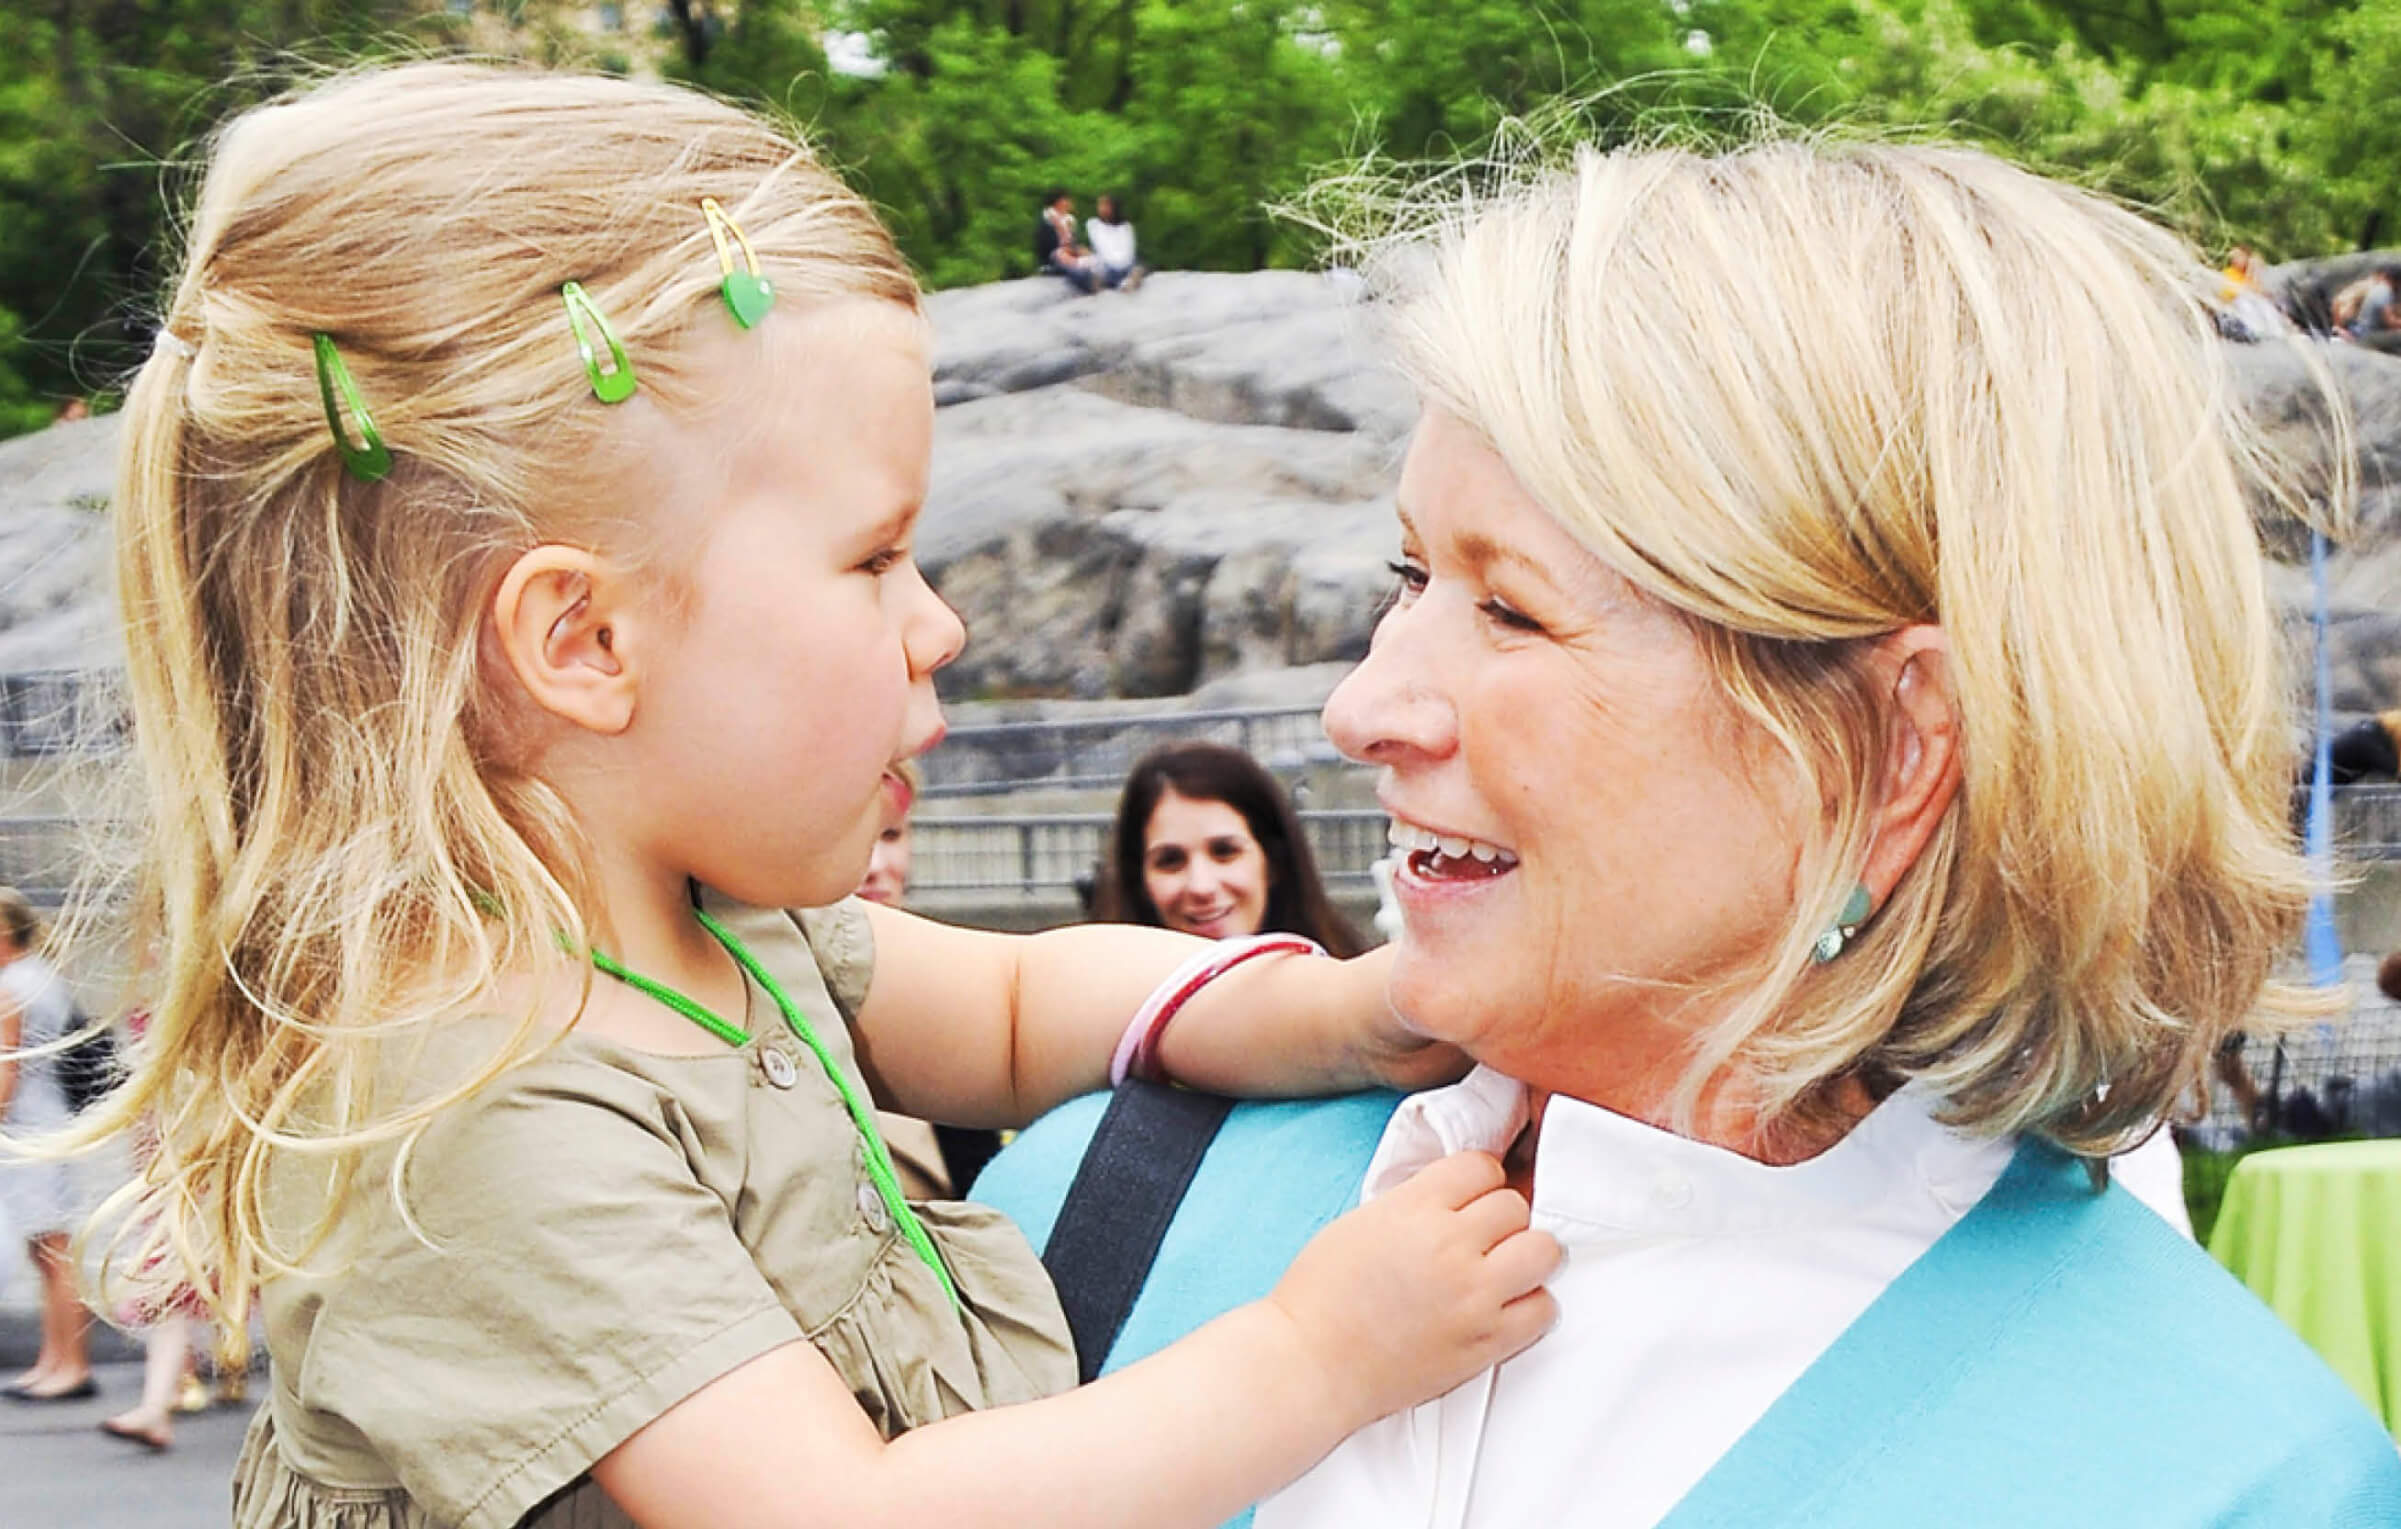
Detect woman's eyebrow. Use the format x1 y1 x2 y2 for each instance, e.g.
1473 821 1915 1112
1454 529 1541 578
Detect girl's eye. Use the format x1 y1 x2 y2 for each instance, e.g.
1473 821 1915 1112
1386 558 1429 599
1479 597 1545 634
859 547 905 577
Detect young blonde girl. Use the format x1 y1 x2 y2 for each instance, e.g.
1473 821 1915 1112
75 62 1558 1529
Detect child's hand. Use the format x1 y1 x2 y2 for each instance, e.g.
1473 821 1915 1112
1265 1150 1559 1429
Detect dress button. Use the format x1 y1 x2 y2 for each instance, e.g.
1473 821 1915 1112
857 1182 892 1232
760 1048 798 1089
1651 1169 1693 1209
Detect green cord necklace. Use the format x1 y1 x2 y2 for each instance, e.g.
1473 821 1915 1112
588 907 962 1312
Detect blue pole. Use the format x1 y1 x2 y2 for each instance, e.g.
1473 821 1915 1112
2306 528 2345 988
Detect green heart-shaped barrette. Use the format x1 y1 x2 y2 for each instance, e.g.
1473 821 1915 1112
702 198 776 331
721 268 775 330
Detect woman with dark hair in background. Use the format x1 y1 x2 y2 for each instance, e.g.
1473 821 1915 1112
1096 742 1368 956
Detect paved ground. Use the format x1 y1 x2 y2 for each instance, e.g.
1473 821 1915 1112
0 1361 252 1526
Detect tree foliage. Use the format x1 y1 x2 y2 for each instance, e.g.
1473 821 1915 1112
2 0 2398 433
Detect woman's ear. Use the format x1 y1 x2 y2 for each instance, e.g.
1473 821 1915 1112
1860 625 1962 905
488 545 643 736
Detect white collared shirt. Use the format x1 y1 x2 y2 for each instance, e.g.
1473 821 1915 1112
1256 1067 2022 1529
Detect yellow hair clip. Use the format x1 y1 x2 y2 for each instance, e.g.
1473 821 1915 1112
701 198 774 330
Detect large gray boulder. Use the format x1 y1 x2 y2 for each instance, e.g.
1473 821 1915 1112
922 271 1410 700
0 412 120 675
2230 338 2401 710
12 267 2401 720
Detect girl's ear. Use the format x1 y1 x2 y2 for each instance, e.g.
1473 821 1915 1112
489 545 642 736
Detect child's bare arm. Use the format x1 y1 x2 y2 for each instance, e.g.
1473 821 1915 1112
847 903 1455 1128
592 1151 1557 1529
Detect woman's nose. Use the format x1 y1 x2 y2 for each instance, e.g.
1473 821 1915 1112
1181 860 1222 897
1323 604 1455 767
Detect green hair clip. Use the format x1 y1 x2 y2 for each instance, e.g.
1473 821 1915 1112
312 333 392 483
701 198 775 330
560 281 638 404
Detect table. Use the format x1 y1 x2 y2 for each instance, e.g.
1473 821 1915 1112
2208 1138 2401 1435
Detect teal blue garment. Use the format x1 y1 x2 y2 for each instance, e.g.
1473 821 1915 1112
975 1092 2401 1528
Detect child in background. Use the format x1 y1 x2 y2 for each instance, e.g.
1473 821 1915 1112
65 64 1556 1529
853 757 988 1198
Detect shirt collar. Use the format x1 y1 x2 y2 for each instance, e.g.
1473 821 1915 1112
1362 1065 2010 1241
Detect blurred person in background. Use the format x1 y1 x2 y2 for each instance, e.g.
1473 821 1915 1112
1094 741 1367 955
1086 195 1145 292
0 886 95 1402
854 760 1001 1195
859 757 920 908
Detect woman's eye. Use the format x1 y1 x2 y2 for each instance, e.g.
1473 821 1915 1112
1478 597 1545 634
1386 559 1429 599
1210 841 1244 862
1149 852 1185 873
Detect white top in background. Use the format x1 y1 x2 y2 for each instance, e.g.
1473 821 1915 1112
1086 217 1138 270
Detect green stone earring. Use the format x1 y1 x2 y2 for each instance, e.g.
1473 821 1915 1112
1812 883 1875 964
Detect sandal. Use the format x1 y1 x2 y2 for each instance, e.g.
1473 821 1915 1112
100 1415 172 1452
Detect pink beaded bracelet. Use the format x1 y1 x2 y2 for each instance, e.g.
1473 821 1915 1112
1109 933 1328 1087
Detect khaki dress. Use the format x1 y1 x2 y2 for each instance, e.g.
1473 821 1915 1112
232 894 1076 1529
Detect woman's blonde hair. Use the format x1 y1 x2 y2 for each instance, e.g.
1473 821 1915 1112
71 61 916 1330
1361 138 2342 1155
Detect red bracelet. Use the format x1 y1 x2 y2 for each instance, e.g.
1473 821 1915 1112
1109 934 1327 1087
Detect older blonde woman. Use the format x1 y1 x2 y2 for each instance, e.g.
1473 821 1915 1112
980 140 2401 1525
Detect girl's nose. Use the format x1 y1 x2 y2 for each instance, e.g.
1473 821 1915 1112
907 565 967 678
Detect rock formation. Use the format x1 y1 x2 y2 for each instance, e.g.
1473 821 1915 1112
8 266 2401 718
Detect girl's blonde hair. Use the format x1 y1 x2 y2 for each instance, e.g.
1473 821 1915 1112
1364 139 2343 1154
79 61 917 1330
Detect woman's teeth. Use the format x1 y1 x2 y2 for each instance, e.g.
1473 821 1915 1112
1387 819 1518 879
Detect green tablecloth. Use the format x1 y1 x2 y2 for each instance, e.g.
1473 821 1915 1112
2209 1139 2401 1436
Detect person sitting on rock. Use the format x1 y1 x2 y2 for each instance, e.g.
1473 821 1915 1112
2334 267 2401 350
1086 195 1145 292
1034 188 1099 294
2214 245 2287 341
2327 709 2401 784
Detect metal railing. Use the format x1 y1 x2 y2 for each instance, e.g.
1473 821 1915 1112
920 706 1345 798
0 815 96 903
0 670 121 758
0 671 1345 795
2331 784 2401 860
909 809 1390 894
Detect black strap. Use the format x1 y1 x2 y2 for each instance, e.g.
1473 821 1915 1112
1039 1080 1236 1384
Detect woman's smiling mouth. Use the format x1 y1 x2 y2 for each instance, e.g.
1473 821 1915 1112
1387 816 1519 881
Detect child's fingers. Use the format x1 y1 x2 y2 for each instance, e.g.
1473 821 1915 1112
1386 1148 1506 1210
1456 1184 1533 1252
1489 1285 1560 1358
1482 1226 1562 1299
